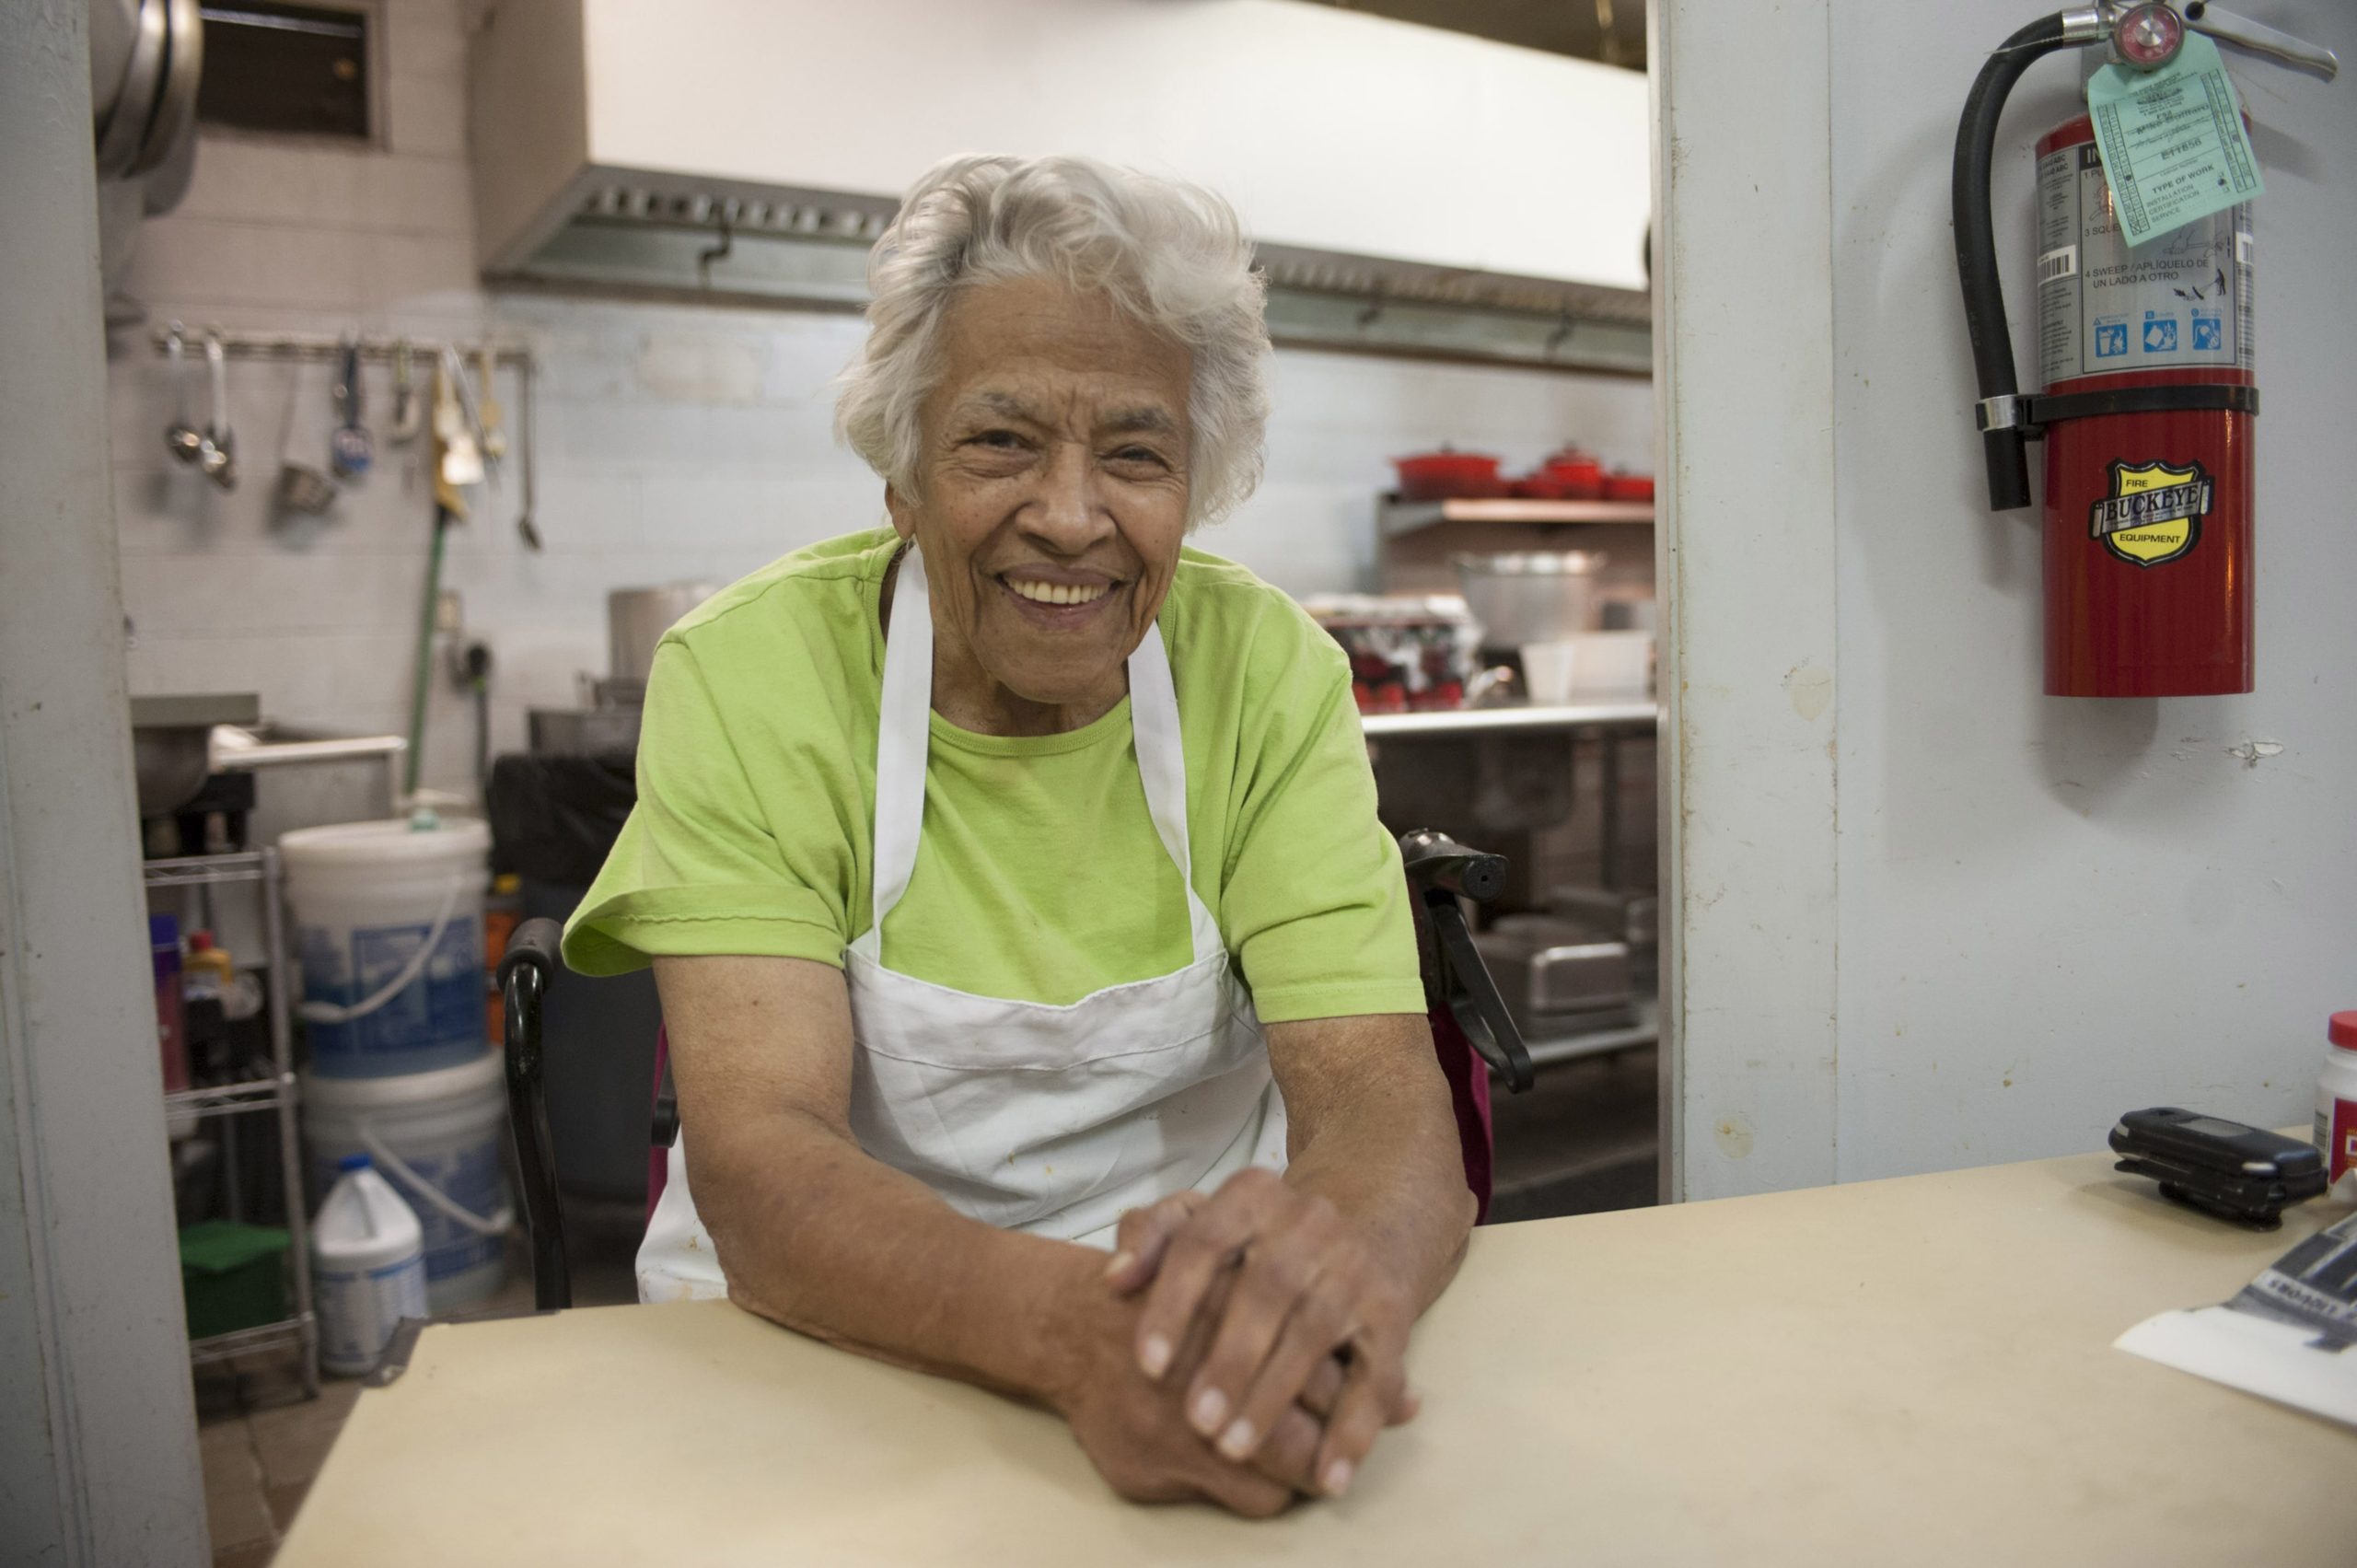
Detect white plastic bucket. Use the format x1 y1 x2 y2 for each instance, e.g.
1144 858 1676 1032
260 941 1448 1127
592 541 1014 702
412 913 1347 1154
284 817 491 1078
304 1050 511 1314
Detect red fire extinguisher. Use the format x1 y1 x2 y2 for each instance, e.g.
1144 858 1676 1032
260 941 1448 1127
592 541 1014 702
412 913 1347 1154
1952 2 2338 697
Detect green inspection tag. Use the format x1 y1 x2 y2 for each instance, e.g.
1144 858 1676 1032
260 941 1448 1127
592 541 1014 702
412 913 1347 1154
2086 32 2263 247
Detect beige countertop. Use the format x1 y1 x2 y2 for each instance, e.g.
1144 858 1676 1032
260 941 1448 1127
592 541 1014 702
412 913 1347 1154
279 1142 2353 1566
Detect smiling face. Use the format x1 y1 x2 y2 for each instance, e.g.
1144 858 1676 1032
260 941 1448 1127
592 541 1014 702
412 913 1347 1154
886 275 1193 737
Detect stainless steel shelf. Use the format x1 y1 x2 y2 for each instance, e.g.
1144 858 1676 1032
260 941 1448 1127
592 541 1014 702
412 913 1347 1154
143 849 269 889
1361 700 1657 738
188 1314 317 1367
165 1074 295 1117
1521 998 1660 1070
146 846 319 1396
1381 497 1655 536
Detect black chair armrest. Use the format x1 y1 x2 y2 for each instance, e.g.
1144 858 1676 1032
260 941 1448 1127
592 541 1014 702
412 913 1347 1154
500 918 571 1309
1399 830 1535 1093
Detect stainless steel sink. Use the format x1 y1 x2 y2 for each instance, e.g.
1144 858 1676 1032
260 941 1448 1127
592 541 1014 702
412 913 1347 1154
130 692 258 817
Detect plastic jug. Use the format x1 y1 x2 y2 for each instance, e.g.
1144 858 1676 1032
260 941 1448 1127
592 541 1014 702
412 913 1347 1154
312 1154 428 1376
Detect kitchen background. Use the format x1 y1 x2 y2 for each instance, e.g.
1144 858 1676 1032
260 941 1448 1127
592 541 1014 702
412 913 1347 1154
91 9 1665 1552
31 0 2354 1558
110 0 1653 813
113 0 1661 1350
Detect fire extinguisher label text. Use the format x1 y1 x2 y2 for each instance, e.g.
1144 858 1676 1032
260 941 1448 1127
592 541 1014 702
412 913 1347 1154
2091 460 2212 568
2036 145 2252 387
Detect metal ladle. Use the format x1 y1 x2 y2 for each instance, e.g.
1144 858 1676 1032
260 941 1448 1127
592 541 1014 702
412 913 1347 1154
330 333 374 479
198 328 236 490
163 321 204 464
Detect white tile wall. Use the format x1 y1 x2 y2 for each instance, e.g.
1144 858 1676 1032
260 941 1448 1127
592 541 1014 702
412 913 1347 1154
107 0 1655 816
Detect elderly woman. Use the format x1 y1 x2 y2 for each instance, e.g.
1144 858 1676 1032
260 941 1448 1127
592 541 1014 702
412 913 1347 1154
564 155 1472 1515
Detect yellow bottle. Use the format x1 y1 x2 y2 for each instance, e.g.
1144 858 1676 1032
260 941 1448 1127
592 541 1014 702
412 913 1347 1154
185 931 235 994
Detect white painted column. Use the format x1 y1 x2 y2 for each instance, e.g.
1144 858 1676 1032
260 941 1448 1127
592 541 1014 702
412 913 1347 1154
1652 0 1844 1200
0 2 209 1561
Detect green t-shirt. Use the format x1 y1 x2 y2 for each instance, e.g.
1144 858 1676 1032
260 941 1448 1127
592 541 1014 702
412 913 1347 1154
563 528 1423 1024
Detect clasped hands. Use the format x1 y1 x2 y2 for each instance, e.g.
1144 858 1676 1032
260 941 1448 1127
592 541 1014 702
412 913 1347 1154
1048 1167 1418 1517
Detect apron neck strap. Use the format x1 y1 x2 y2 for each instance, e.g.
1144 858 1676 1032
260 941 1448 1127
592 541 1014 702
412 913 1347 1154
853 542 1216 966
863 540 937 947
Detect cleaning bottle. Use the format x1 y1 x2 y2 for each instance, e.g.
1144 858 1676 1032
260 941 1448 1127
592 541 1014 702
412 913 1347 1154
184 930 235 998
312 1153 428 1376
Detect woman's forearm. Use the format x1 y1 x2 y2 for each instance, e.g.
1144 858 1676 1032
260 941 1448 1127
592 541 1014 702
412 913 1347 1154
690 1107 1101 1402
1268 1013 1477 1317
652 953 1106 1403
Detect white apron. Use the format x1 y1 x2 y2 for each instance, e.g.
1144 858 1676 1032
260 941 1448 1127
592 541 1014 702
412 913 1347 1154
636 543 1287 1302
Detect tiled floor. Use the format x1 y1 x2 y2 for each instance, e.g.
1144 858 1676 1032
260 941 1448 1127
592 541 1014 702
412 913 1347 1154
193 1266 538 1565
195 1196 647 1564
1489 1043 1660 1221
196 1350 363 1567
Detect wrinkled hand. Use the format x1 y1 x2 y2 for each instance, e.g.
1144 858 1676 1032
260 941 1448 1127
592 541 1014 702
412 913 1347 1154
1103 1171 1419 1500
1050 1252 1353 1516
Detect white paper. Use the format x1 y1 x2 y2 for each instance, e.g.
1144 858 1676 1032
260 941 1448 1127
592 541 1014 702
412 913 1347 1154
2117 1307 2357 1428
2116 1209 2357 1429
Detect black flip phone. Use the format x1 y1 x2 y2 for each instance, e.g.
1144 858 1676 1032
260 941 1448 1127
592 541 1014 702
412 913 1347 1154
2109 1107 2327 1227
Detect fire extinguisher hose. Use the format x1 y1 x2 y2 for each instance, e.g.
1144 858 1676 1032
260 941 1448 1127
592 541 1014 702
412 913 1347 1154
1952 12 2075 512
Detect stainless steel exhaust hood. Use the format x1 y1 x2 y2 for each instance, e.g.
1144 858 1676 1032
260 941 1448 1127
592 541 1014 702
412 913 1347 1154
470 0 1652 373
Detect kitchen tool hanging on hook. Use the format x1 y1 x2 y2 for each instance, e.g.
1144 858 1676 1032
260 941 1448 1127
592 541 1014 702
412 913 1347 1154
198 327 237 490
474 344 508 477
330 333 375 480
434 348 485 494
388 338 426 446
516 353 541 551
163 322 204 465
273 360 340 522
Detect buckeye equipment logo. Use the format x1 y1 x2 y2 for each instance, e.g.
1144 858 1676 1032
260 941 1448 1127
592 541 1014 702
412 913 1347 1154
2089 459 2211 568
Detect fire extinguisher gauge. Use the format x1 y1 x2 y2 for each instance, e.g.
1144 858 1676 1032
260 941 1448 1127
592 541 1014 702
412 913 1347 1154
2110 3 2184 70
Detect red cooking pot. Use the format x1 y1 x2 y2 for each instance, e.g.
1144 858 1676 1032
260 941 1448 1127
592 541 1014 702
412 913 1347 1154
1392 448 1507 501
1539 450 1606 500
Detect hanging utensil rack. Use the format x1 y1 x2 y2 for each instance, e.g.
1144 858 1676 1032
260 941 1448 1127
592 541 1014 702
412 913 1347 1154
146 326 535 370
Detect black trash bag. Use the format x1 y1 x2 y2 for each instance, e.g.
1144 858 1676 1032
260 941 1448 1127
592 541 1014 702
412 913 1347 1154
485 752 636 885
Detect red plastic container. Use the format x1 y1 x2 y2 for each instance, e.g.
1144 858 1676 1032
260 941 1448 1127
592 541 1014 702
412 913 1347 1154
1601 472 1655 503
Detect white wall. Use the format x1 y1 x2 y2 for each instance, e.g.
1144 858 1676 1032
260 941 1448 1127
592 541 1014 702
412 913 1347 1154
111 0 1652 822
1829 0 2357 1177
1659 0 2356 1197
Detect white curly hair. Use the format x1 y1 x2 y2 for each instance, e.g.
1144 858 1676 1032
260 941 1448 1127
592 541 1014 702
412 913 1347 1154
835 154 1271 528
